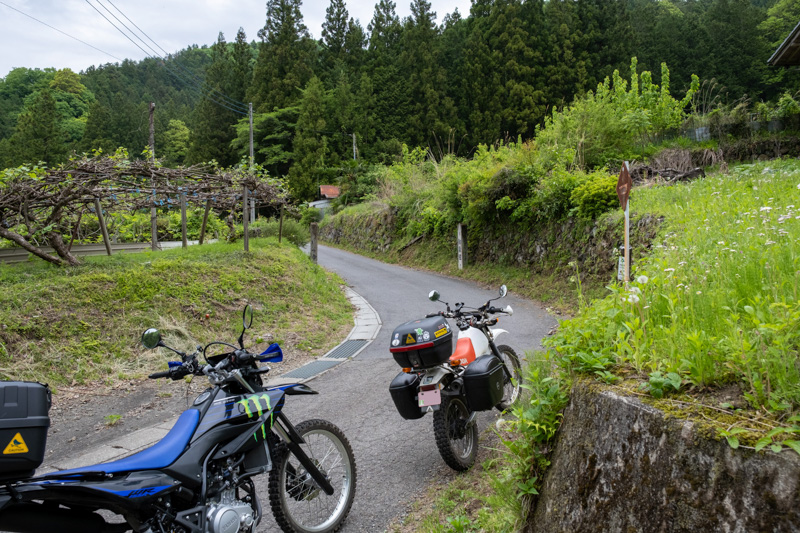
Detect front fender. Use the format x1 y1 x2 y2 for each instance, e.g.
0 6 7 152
490 328 508 343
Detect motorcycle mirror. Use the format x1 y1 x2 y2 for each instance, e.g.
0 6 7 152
428 290 440 302
141 328 162 350
504 305 514 316
242 305 253 329
499 285 508 298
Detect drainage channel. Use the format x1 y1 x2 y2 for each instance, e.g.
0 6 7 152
269 288 379 385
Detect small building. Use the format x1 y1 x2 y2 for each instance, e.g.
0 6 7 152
768 20 800 67
319 185 340 200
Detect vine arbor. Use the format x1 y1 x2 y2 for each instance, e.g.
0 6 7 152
0 153 288 266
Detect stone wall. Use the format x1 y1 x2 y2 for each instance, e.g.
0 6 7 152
320 206 663 279
529 384 800 533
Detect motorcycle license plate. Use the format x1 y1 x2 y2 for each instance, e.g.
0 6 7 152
418 388 441 407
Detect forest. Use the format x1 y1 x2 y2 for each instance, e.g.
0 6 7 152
0 0 798 201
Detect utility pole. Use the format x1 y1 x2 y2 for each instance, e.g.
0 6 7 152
243 103 253 252
352 133 357 161
149 102 158 252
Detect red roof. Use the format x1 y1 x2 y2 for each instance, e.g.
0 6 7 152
319 185 340 199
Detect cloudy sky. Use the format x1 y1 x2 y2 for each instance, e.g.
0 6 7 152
0 0 471 78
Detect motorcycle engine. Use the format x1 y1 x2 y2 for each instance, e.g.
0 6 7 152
207 490 255 533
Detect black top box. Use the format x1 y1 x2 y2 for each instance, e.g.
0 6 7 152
389 316 453 369
0 381 51 479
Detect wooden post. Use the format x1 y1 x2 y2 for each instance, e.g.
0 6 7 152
180 192 188 248
199 199 211 245
457 223 467 270
243 186 250 252
310 222 318 264
278 204 284 244
623 162 631 284
94 198 112 256
149 102 158 251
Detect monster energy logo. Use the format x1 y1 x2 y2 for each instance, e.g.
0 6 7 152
236 394 274 442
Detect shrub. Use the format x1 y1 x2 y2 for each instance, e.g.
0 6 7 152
570 171 618 219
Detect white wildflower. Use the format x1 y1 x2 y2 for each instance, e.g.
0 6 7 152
626 294 640 304
760 207 772 212
636 275 649 284
664 268 675 273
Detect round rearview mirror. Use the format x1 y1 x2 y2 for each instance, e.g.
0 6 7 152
243 305 253 330
141 328 161 350
499 285 508 298
428 290 440 302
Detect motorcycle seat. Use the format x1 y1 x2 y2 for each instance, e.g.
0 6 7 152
46 409 200 477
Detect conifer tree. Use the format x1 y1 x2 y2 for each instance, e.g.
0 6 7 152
290 77 329 200
367 0 405 155
321 0 350 67
186 33 239 166
250 0 316 111
7 88 68 165
400 0 456 148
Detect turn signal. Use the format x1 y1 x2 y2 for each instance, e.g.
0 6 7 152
449 360 461 367
402 367 412 373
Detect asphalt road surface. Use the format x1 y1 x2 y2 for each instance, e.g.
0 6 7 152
253 245 558 532
19 245 557 533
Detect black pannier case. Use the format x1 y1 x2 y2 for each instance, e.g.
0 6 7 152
463 354 504 411
389 372 424 420
389 317 453 369
0 382 51 479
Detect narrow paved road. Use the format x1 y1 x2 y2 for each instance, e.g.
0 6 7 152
255 245 558 532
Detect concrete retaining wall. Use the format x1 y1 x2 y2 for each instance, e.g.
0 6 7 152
529 384 800 533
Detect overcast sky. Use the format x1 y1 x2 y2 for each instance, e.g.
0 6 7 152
0 0 471 78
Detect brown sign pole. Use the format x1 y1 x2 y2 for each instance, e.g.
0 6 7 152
617 161 633 284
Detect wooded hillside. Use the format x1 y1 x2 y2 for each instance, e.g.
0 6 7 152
1 0 798 200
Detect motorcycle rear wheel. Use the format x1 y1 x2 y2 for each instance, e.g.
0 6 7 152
268 419 357 533
495 344 522 411
433 395 478 471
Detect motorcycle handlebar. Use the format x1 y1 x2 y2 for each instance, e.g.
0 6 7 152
148 370 171 379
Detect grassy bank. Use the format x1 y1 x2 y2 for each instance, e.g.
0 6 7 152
0 238 352 386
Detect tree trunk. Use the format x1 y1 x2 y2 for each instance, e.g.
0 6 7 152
0 226 67 267
46 231 81 266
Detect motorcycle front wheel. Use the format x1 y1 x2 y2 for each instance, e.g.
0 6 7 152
268 419 357 533
433 395 478 471
495 344 522 411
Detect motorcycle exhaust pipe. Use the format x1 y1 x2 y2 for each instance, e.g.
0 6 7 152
0 504 129 533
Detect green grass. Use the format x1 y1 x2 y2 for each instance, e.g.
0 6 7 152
549 158 800 419
0 238 352 386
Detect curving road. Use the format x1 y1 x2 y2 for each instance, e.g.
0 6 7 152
255 245 558 532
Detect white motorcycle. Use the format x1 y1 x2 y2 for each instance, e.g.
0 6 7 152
388 285 522 471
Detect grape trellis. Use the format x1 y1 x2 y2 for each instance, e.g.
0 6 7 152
0 154 288 266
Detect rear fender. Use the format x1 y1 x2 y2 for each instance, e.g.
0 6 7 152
419 366 451 389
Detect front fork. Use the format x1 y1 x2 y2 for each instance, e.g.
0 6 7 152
486 333 514 382
272 412 335 496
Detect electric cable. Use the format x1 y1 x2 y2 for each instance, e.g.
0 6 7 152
0 0 123 63
84 0 248 116
103 0 249 113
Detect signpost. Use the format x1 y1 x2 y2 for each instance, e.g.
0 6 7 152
617 162 633 284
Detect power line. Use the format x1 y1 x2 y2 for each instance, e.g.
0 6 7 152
103 0 249 113
84 0 249 116
0 0 123 64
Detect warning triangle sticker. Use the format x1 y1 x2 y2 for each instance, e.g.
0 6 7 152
405 333 416 344
4 433 29 454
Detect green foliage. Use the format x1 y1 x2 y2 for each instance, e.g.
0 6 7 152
0 239 351 385
537 58 698 169
249 217 310 246
639 371 682 399
546 160 800 447
569 171 617 219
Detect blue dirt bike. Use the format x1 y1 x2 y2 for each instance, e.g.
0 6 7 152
0 306 356 533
